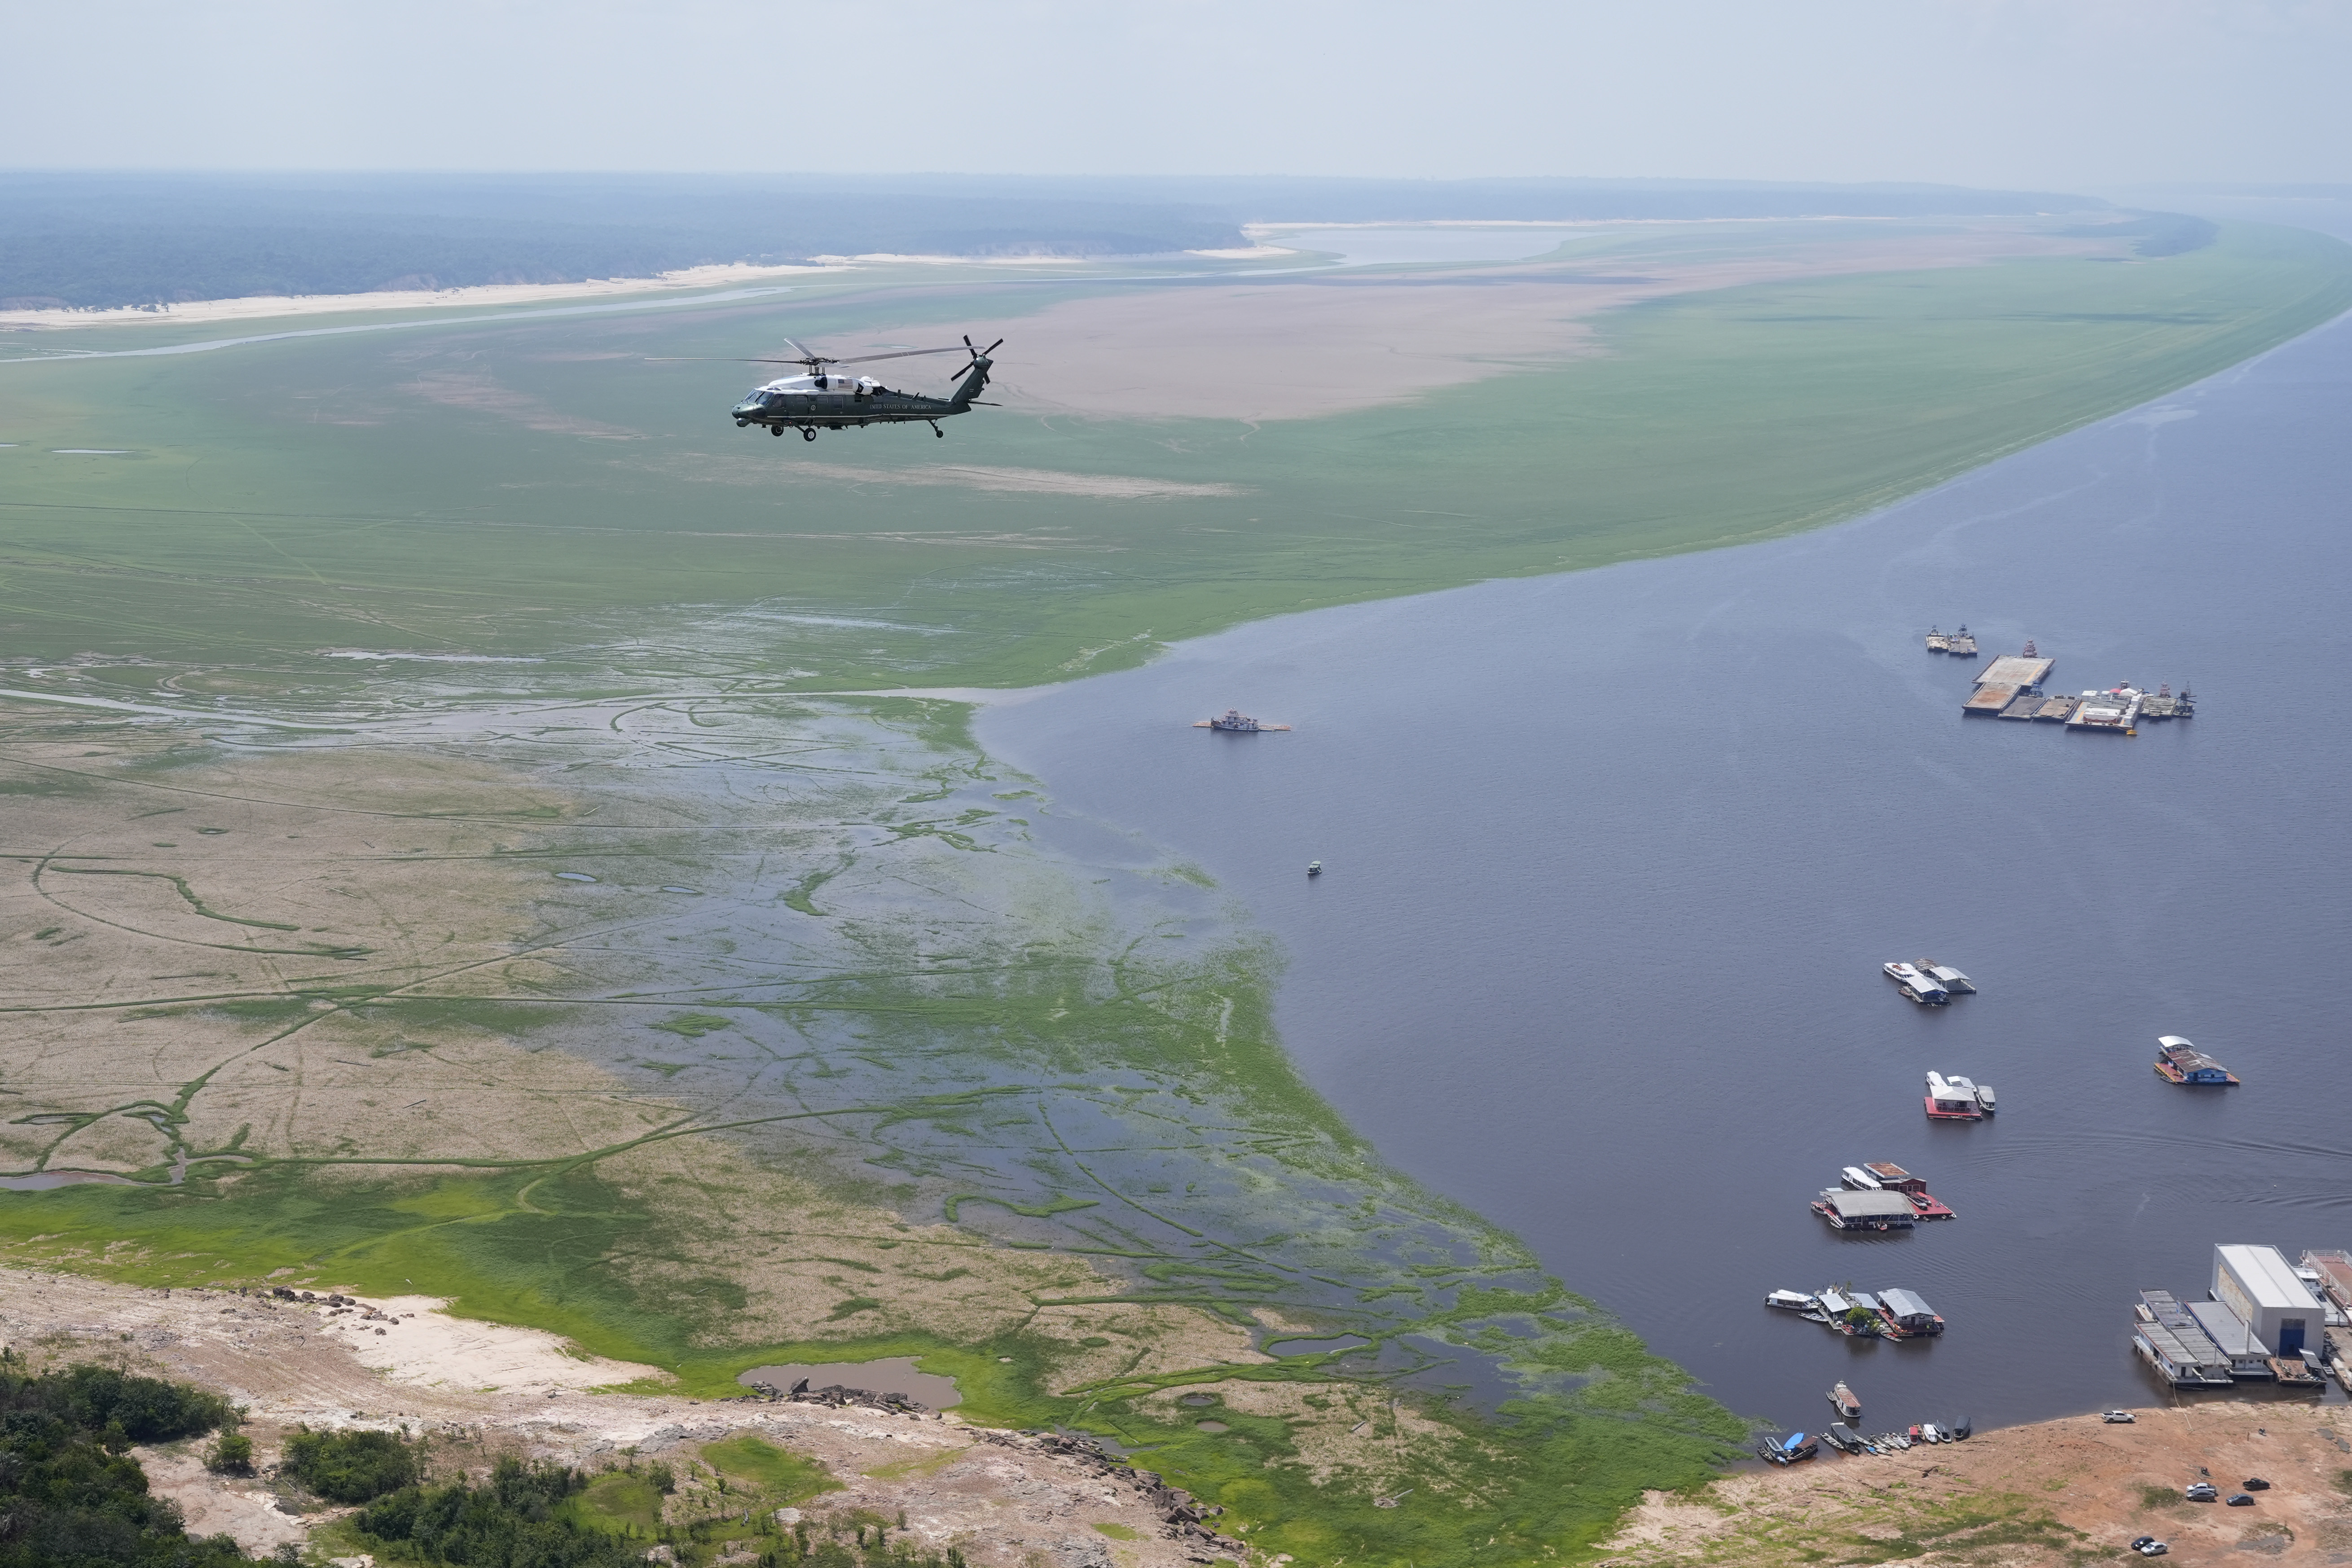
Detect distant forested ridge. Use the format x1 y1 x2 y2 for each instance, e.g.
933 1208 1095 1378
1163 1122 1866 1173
0 171 2112 311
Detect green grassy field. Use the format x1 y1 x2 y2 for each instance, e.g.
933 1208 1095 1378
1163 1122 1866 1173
1 220 2345 691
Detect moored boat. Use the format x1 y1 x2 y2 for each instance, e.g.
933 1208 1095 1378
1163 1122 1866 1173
1925 627 1950 653
1828 1381 1861 1421
2154 1035 2239 1086
1194 709 1292 732
1764 1289 1820 1312
1974 1082 1997 1114
1840 1165 1883 1190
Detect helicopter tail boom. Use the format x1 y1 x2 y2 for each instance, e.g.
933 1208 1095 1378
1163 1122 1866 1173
948 336 1004 410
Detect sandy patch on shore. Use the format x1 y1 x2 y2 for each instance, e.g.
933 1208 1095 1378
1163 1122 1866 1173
4 1264 1210 1567
1601 1401 2352 1566
309 1292 663 1392
0 261 839 331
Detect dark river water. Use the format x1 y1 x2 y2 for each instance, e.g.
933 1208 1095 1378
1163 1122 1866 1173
978 225 2352 1436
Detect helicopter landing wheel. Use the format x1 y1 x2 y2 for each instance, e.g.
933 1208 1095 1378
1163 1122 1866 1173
801 427 818 442
930 421 945 438
769 425 782 436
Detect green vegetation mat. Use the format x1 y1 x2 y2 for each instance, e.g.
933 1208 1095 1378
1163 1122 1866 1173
0 221 2344 690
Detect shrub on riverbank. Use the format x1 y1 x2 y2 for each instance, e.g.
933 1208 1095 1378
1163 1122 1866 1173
0 1360 253 1567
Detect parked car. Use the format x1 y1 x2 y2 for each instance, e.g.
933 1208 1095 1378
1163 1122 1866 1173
2130 1538 2169 1558
2243 1477 2271 1491
2102 1410 2137 1423
2227 1493 2256 1507
2185 1483 2218 1502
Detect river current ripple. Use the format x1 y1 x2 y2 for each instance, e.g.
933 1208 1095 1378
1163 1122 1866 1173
980 222 2352 1432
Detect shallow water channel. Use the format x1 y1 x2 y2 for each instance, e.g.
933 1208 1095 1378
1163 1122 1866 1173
979 258 2352 1434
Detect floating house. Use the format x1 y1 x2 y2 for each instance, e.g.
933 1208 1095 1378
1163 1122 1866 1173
1876 1288 1944 1336
2154 1035 2238 1085
1812 1189 1918 1232
2133 1289 2237 1385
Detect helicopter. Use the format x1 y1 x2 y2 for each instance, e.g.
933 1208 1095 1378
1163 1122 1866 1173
650 335 1003 440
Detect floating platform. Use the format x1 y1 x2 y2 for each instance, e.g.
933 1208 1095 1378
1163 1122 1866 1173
1963 683 2020 715
1977 653 2056 690
2133 1290 2238 1385
2068 688 2143 731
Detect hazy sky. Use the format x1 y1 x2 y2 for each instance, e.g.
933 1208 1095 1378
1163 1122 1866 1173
7 0 2347 189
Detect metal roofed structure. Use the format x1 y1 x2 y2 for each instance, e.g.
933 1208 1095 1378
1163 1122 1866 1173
2136 1290 2237 1384
2216 1244 2325 1357
1976 653 2055 689
1816 1189 1918 1229
2186 1299 2275 1375
1876 1287 1943 1335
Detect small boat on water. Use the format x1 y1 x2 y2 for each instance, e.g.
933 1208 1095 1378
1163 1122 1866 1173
1195 709 1292 732
2154 1034 2239 1086
1925 627 1951 653
1884 961 1950 1005
1824 1423 1867 1454
1828 1382 1861 1421
1925 1072 1984 1120
1974 1082 1997 1114
1764 1289 1820 1312
1913 959 1976 994
1840 1165 1883 1190
1306 861 1322 877
1757 1432 1818 1466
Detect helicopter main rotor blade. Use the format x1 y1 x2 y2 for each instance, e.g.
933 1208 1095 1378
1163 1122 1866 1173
778 336 831 364
822 346 968 366
643 356 815 364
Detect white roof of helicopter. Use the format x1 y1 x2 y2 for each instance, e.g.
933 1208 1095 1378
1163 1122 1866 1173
758 372 884 393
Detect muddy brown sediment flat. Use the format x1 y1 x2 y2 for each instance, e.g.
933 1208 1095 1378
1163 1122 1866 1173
737 1356 962 1406
859 219 2132 423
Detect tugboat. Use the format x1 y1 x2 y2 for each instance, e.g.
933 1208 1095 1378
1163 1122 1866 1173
1195 709 1292 732
1925 627 1950 653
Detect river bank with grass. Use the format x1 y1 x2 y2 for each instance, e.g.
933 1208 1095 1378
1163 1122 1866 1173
4 213 2350 1564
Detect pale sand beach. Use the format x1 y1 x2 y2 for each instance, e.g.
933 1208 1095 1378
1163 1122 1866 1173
0 259 843 332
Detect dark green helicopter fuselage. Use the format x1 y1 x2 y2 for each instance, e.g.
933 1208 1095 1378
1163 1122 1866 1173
734 354 993 439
